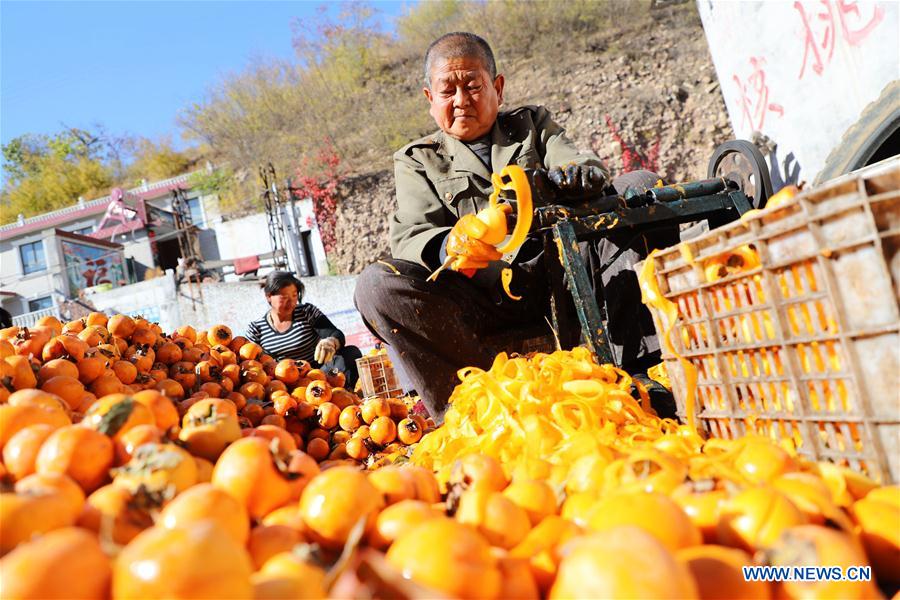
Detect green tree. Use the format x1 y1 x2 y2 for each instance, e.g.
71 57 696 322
1 129 114 225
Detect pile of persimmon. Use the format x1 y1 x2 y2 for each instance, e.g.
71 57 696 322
1 313 898 599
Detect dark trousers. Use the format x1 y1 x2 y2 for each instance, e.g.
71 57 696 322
354 171 677 422
320 345 363 390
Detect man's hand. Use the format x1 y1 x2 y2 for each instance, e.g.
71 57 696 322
314 337 340 364
547 163 607 193
445 214 503 269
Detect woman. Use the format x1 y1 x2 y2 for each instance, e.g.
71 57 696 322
246 271 361 388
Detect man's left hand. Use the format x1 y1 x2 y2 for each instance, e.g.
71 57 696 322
547 163 607 193
314 337 340 364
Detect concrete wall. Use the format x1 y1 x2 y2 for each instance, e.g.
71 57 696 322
83 271 378 352
0 230 68 314
698 0 899 182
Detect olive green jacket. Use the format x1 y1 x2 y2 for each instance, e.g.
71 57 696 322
390 105 608 268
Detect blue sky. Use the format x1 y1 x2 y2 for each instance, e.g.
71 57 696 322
1 1 410 152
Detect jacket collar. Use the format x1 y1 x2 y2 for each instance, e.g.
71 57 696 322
434 115 524 181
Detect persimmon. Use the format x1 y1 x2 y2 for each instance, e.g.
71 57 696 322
550 527 697 599
316 401 340 429
510 515 582 594
257 550 326 598
329 388 357 410
178 398 242 461
211 436 296 519
237 341 261 361
240 381 265 401
35 359 76 386
272 359 299 384
327 442 348 460
15 472 86 522
261 505 306 531
850 496 900 584
588 491 701 552
368 499 443 550
404 465 441 504
34 424 112 492
83 394 155 440
113 442 197 495
113 520 253 599
306 368 326 382
124 344 155 373
226 391 248 412
346 436 369 460
369 416 397 446
273 394 297 418
35 315 63 335
39 375 85 410
181 346 204 364
76 356 107 385
337 405 362 432
305 380 332 406
3 423 56 481
131 327 158 347
114 423 163 464
155 377 185 400
132 389 180 433
285 450 320 500
250 424 297 452
199 381 224 398
367 466 418 506
159 482 250 545
107 314 136 339
247 524 302 571
7 388 70 414
62 318 86 334
495 551 540 600
772 472 853 531
672 481 729 543
456 486 531 549
0 403 71 450
305 437 329 461
299 466 385 549
325 369 345 388
718 486 807 552
175 325 196 342
77 483 156 544
502 479 557 526
331 430 351 445
266 379 287 395
241 402 265 426
0 527 111 600
207 324 233 347
154 341 182 365
42 334 88 362
677 544 771 600
397 417 423 445
0 489 77 553
12 326 52 357
261 414 286 428
5 355 38 390
90 372 125 397
734 437 796 484
0 338 14 359
359 397 390 424
194 456 215 483
450 453 508 492
387 517 501 599
767 525 880 599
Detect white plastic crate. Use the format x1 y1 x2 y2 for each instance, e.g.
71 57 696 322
638 159 900 483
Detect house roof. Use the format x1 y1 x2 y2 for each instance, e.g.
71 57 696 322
0 171 199 241
55 228 124 249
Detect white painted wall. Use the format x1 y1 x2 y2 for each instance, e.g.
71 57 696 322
698 0 899 181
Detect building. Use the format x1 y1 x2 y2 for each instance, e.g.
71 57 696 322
1 170 328 326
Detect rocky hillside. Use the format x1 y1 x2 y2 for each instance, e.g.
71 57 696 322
330 3 733 275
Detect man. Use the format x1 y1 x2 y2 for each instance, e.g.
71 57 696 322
355 32 674 422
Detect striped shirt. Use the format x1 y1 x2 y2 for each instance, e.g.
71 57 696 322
245 303 343 363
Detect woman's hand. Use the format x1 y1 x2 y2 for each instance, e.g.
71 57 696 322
314 337 340 364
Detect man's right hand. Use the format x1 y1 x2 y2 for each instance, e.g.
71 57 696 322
445 214 503 270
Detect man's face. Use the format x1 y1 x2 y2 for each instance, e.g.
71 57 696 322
424 56 504 142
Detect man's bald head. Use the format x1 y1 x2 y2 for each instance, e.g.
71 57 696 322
424 32 496 88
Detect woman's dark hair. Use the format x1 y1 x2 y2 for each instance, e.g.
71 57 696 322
263 271 305 300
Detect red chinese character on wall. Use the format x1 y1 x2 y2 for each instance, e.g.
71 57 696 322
733 56 785 131
795 0 885 79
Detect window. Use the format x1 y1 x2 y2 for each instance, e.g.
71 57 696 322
19 241 46 274
186 197 205 227
28 296 53 312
